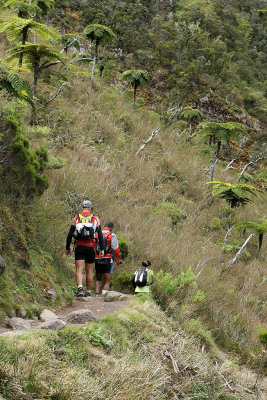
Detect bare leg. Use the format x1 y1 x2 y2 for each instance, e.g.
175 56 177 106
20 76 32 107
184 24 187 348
103 273 111 291
85 262 94 290
95 272 103 294
75 259 85 286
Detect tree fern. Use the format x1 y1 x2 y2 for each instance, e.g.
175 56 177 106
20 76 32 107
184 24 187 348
0 16 59 42
83 24 116 44
121 70 150 111
2 0 54 16
0 63 33 106
83 24 116 87
207 181 262 208
8 43 64 98
197 121 247 182
236 220 267 252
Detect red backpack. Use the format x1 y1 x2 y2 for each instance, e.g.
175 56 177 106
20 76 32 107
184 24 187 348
96 231 113 255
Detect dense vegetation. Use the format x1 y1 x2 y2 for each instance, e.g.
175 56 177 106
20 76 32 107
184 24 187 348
0 0 266 398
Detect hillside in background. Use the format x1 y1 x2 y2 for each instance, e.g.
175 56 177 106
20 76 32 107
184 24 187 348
0 0 266 398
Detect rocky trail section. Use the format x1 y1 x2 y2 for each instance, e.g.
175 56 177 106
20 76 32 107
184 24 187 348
0 291 129 337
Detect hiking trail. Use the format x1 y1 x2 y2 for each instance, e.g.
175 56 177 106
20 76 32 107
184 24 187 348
0 291 130 336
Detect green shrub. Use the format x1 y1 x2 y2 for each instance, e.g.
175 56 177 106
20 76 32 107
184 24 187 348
83 326 113 347
152 267 197 310
47 156 67 169
257 170 267 181
210 217 222 230
117 235 129 259
184 318 215 350
259 331 267 346
238 172 253 182
114 270 133 293
2 114 49 195
154 202 186 227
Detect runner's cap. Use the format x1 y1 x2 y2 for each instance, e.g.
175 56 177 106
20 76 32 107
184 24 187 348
82 200 92 208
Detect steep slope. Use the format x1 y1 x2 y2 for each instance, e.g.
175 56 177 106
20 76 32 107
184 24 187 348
1 296 266 400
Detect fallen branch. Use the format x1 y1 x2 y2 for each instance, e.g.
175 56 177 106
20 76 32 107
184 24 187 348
237 157 265 182
216 370 235 392
165 351 179 373
225 158 238 170
136 127 160 155
220 226 234 263
228 234 254 266
45 82 70 105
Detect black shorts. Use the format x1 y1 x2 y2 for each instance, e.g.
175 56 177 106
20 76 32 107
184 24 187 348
95 260 112 274
75 245 95 264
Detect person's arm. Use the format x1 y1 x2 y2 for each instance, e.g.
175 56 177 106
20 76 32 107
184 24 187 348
110 234 120 263
96 225 104 254
66 217 76 256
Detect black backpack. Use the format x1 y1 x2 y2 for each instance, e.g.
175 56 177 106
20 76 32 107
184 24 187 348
131 268 148 288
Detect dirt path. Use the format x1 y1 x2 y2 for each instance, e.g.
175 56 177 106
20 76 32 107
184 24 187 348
57 296 131 322
0 294 131 335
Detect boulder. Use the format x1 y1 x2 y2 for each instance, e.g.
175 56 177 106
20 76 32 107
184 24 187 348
39 319 66 330
6 317 31 331
18 308 27 318
0 254 6 276
104 291 128 302
40 309 58 322
44 288 57 302
66 309 98 323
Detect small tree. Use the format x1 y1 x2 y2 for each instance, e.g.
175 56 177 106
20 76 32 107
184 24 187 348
0 16 59 66
120 69 150 111
197 121 247 182
83 24 115 88
236 220 267 253
8 43 64 99
207 181 262 208
181 106 203 134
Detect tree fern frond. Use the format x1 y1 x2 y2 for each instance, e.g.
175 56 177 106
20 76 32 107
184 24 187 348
0 63 33 106
83 24 116 44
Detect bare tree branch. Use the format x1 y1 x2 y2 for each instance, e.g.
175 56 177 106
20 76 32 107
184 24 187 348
60 38 82 54
136 127 160 155
45 82 69 105
221 226 234 263
237 157 265 182
228 234 254 266
225 158 238 170
41 60 62 70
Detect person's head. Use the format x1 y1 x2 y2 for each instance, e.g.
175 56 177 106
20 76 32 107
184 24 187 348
104 221 114 231
82 200 92 211
142 260 151 268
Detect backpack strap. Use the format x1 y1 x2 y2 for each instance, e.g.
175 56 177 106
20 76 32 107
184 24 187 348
78 213 93 223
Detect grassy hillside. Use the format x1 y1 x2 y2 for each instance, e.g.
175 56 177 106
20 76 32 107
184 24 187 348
0 64 266 359
1 296 266 400
0 0 266 388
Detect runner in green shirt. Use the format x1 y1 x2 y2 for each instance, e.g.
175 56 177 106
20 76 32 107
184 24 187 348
134 260 154 294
